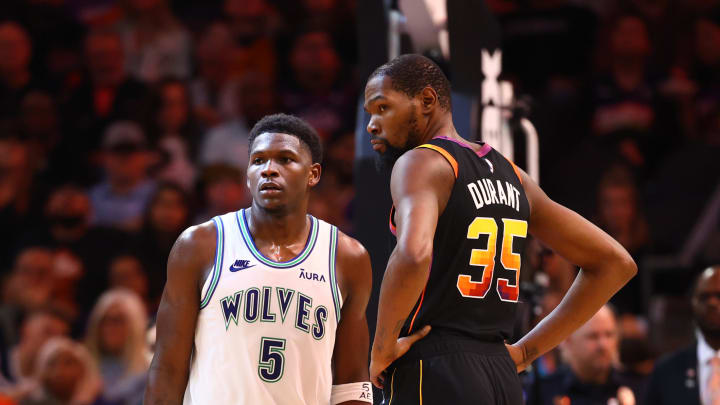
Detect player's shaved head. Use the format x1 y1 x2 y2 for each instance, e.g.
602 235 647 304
368 54 452 111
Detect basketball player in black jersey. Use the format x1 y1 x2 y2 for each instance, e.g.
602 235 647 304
364 54 637 404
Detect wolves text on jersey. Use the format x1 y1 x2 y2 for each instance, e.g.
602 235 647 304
220 286 328 340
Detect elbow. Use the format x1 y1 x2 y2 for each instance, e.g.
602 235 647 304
396 241 433 270
616 250 638 282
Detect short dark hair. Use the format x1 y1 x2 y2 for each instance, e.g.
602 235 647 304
369 54 452 110
248 113 323 164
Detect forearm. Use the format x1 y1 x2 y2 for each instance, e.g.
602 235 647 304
144 362 189 405
516 257 635 364
372 248 431 355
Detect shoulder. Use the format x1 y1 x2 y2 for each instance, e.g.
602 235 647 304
168 220 218 273
336 231 369 264
391 147 456 189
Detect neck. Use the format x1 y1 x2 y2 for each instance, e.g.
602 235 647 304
574 364 610 385
246 203 309 246
704 332 720 351
420 112 459 144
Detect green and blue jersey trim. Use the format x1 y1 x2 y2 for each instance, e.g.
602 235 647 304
200 216 225 309
236 209 319 269
328 226 341 323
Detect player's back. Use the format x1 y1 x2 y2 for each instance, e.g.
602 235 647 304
393 137 530 344
184 209 343 405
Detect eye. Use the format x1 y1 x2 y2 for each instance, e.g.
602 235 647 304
281 157 294 163
378 104 388 112
252 157 264 164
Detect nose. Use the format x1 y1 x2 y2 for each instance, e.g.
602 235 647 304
367 116 380 136
260 159 279 178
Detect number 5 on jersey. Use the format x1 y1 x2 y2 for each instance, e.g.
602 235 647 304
258 337 286 383
457 217 528 302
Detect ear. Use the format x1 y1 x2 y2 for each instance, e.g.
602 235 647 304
420 86 438 113
308 163 321 187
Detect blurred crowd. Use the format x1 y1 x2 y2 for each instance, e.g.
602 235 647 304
0 0 718 404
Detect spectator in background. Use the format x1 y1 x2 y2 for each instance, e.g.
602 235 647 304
190 23 239 128
62 29 151 177
19 185 133 313
0 137 42 270
645 265 720 405
540 248 577 295
596 166 649 257
1 310 70 389
133 183 191 301
281 0 357 65
0 248 55 350
89 121 156 231
685 13 720 146
47 251 83 328
195 164 248 224
199 70 276 170
223 0 278 81
591 15 664 172
308 132 355 232
115 0 192 83
0 0 86 94
526 306 641 405
0 22 36 120
107 256 149 311
280 26 355 140
596 166 648 314
17 91 61 184
21 337 103 405
617 314 654 404
85 289 149 405
149 77 200 190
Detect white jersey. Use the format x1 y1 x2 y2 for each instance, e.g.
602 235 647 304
184 209 343 405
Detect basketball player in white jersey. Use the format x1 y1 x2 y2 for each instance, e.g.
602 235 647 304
145 114 381 404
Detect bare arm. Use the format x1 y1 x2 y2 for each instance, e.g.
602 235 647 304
332 232 373 404
508 168 637 369
144 222 217 404
369 149 453 388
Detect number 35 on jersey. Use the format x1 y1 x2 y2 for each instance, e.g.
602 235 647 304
457 217 528 303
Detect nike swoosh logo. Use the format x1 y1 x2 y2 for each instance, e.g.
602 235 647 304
229 260 256 272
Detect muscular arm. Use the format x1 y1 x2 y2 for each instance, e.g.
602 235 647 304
510 169 637 369
370 150 453 387
144 222 217 404
332 232 373 404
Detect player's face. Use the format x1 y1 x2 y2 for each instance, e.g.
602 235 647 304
364 75 424 171
693 268 720 339
247 133 320 213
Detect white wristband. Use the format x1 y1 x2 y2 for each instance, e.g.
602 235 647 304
330 382 373 404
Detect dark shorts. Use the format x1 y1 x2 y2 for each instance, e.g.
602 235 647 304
381 337 523 405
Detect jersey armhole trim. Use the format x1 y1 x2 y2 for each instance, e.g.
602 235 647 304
199 217 224 309
415 144 458 178
389 205 397 236
328 225 342 324
510 161 523 185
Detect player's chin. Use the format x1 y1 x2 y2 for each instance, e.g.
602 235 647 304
254 196 287 211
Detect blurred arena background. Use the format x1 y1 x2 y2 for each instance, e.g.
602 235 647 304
0 0 719 404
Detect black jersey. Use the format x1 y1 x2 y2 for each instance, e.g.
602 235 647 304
391 137 530 343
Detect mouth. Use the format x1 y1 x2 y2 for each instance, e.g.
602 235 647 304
370 138 387 153
259 182 283 194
